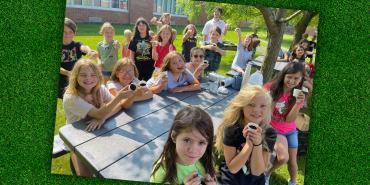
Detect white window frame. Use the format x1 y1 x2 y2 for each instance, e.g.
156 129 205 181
66 0 129 13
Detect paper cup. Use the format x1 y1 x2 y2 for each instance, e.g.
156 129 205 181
293 88 302 97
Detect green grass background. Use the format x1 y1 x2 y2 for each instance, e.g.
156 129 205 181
0 0 368 184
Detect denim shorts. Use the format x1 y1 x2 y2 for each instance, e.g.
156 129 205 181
278 129 298 148
102 71 112 77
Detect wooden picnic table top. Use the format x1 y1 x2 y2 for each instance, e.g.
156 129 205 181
251 55 289 71
59 86 238 182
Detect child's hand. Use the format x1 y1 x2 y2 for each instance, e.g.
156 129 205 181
159 76 168 88
201 63 209 70
247 125 263 146
118 86 134 99
235 27 241 33
113 40 120 49
85 119 105 132
204 174 217 185
87 50 98 60
184 171 201 185
150 17 157 24
133 87 144 97
295 91 305 104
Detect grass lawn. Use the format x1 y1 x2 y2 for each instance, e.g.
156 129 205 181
51 23 305 184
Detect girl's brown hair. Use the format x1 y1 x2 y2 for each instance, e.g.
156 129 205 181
65 59 104 108
157 24 174 44
182 24 197 37
151 106 215 184
110 58 139 82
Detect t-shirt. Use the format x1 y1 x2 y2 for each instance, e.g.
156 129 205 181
59 41 86 98
106 78 140 91
204 41 224 72
97 40 118 72
182 37 197 63
231 43 253 72
154 43 176 68
202 18 226 42
150 161 206 184
129 36 154 81
264 82 304 134
146 70 195 91
63 86 113 124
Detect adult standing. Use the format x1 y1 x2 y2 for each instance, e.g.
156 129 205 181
202 7 228 43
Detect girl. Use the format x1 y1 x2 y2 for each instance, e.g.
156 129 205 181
60 17 97 99
63 59 134 176
263 62 306 185
182 24 198 63
215 85 276 185
151 13 171 32
152 24 176 69
185 47 208 80
150 106 217 185
147 51 200 94
201 27 226 73
121 29 133 58
129 17 154 81
230 28 254 75
97 22 120 82
107 58 153 108
289 45 306 63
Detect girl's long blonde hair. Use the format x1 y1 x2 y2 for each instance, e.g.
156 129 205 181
65 59 104 108
215 85 272 153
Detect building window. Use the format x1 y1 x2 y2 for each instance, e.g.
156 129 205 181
66 0 128 11
154 0 185 16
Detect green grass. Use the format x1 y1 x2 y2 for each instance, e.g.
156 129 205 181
52 23 305 184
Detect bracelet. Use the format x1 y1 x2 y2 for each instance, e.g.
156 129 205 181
253 142 262 147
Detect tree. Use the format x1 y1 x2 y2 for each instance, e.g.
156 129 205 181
289 11 318 50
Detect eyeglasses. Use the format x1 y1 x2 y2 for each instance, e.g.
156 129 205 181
193 55 204 59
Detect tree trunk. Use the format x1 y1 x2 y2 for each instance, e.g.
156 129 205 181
262 24 286 82
289 11 318 51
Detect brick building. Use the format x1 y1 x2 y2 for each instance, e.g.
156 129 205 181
65 0 208 25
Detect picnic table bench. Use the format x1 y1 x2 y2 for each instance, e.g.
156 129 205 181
59 86 238 182
251 56 289 71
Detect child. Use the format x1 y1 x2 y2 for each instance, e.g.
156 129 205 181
289 45 306 63
60 17 97 99
151 12 171 32
231 28 254 75
152 24 176 69
215 85 277 185
263 62 306 185
63 59 134 176
121 29 133 58
147 51 200 94
150 106 217 185
107 58 153 108
129 17 154 81
97 22 120 82
185 47 208 80
201 27 226 72
182 24 198 63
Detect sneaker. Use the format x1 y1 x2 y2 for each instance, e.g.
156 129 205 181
217 86 229 95
288 180 297 185
264 172 270 185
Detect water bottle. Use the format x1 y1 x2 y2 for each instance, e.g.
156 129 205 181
248 70 263 86
241 63 252 88
221 77 235 87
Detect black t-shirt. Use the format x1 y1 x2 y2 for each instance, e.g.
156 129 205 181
129 35 153 63
204 41 224 72
182 37 197 63
61 41 85 71
59 41 86 98
223 122 246 152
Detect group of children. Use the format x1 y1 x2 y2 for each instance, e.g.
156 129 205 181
60 7 314 184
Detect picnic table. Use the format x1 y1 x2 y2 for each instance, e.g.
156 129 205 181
59 86 238 182
251 56 289 71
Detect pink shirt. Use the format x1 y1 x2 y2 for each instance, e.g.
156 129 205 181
264 82 303 134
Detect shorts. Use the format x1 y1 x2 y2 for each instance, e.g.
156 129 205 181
278 129 298 148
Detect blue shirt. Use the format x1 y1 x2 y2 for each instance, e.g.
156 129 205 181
231 43 253 72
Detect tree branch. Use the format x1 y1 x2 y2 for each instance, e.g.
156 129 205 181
279 10 302 23
256 6 277 34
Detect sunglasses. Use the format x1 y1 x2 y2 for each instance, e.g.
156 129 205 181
193 55 204 59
